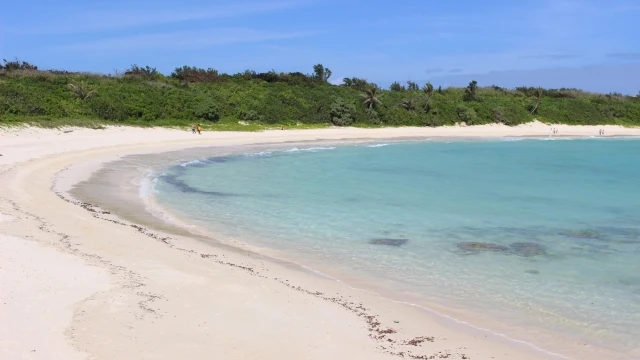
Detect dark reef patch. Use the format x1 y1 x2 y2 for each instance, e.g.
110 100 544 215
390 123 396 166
594 227 640 244
456 242 509 252
369 238 408 247
455 241 548 257
160 174 237 197
560 229 602 239
509 242 547 257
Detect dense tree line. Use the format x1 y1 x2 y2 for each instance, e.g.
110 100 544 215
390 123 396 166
1 58 639 128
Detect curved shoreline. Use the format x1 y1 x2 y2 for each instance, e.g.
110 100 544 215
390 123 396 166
126 137 638 360
63 139 571 360
2 125 640 360
102 140 574 357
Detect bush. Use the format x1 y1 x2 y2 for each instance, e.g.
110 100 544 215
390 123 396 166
456 104 478 124
1 58 38 71
239 109 261 121
86 96 127 121
329 97 355 126
171 66 223 83
492 108 507 124
125 64 161 80
363 108 381 124
195 101 221 122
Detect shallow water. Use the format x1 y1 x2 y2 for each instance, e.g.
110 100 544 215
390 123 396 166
152 138 640 357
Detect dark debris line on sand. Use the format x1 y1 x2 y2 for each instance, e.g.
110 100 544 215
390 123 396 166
54 190 471 359
0 194 162 321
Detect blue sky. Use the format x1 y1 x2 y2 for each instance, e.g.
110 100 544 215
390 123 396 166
1 0 639 93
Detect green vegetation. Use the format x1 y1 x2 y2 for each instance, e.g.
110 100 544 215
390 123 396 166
1 58 640 129
329 97 356 126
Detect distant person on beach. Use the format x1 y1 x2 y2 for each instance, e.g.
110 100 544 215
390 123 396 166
197 124 202 134
280 125 284 130
191 125 196 134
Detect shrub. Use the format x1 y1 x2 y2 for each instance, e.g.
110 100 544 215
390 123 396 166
456 104 478 124
492 108 507 124
195 101 221 122
239 109 261 121
125 64 161 80
329 97 355 126
364 108 380 124
171 66 223 82
86 96 127 121
1 58 38 71
67 82 96 100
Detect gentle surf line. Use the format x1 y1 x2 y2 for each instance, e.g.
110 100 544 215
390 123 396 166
175 136 630 168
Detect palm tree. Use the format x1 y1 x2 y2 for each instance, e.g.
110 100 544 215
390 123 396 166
422 82 434 112
422 82 434 97
530 87 543 114
67 82 96 100
361 85 381 109
400 98 417 112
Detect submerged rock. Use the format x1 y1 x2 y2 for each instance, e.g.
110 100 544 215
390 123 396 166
510 242 547 257
562 229 601 239
161 174 237 197
456 242 509 252
618 277 640 286
369 238 408 247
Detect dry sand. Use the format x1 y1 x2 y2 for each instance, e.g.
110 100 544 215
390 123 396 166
1 122 639 360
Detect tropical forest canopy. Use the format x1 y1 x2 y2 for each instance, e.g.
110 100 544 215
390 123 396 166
1 58 639 128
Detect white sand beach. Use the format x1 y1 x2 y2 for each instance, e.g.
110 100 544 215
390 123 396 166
2 122 639 360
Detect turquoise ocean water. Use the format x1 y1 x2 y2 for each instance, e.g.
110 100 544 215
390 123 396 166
152 138 640 357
